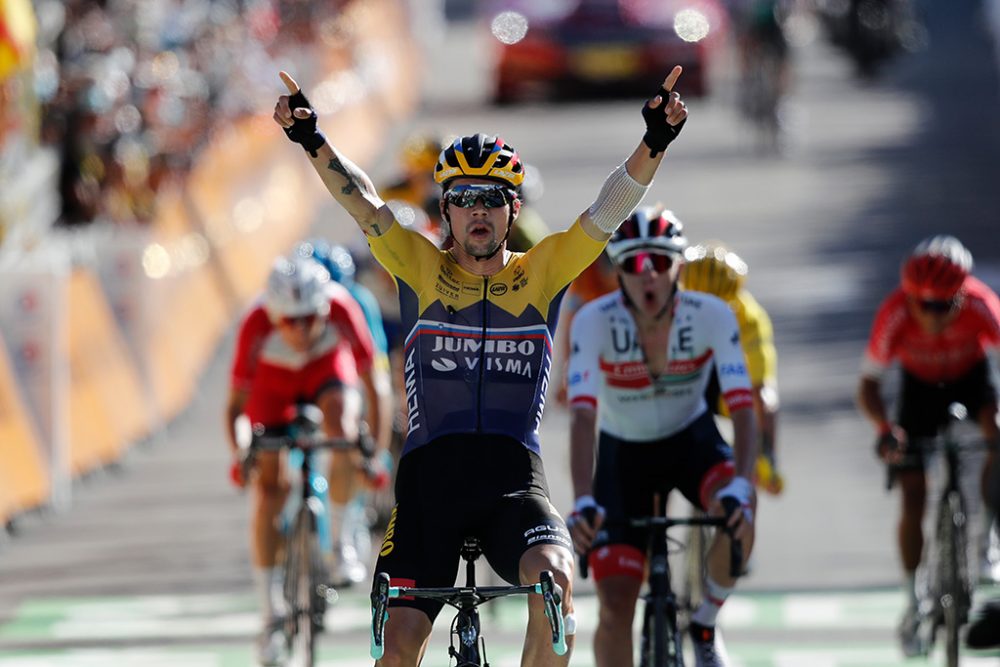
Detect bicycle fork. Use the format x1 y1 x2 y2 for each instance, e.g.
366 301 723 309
640 531 683 667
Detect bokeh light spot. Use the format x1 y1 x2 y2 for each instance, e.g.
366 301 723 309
142 244 171 279
491 11 529 45
674 9 710 43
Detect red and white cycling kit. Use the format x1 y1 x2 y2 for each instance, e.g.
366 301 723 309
567 289 754 440
231 282 375 427
862 277 1000 383
567 288 754 581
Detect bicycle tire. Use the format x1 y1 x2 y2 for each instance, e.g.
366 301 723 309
939 489 970 667
286 509 322 667
640 598 683 667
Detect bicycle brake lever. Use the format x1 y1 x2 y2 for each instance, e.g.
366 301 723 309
578 507 598 579
370 572 391 659
537 571 568 656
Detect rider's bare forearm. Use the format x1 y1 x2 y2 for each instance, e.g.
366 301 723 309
623 141 667 186
361 368 393 451
730 406 758 479
752 385 778 460
857 376 890 432
225 387 249 455
307 143 394 237
569 408 599 498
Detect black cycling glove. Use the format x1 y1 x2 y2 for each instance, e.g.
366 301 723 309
283 89 327 158
641 86 686 157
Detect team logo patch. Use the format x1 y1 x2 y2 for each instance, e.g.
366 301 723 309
431 358 458 372
489 283 508 296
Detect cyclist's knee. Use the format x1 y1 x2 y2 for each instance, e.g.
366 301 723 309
596 578 640 625
519 546 574 605
378 608 431 667
253 454 285 499
316 385 359 439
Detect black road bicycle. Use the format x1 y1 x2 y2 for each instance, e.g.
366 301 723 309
888 403 982 667
370 537 567 666
241 404 374 667
580 497 743 667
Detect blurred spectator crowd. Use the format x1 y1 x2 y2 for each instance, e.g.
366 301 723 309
34 0 351 227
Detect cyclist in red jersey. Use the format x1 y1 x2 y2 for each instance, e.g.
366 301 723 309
225 256 391 665
857 235 1000 655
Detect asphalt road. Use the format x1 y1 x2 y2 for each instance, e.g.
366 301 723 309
2 2 1000 665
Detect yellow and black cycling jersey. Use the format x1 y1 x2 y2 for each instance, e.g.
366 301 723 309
368 219 604 456
701 288 777 417
731 289 776 389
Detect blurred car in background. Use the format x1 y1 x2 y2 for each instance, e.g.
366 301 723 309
485 0 728 104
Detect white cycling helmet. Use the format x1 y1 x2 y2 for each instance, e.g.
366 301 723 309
264 256 331 320
607 207 687 263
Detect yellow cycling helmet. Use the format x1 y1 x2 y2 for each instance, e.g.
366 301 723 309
400 133 445 174
682 243 748 301
434 133 525 191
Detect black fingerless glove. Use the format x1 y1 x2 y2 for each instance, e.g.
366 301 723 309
283 90 327 158
875 432 899 460
641 86 686 157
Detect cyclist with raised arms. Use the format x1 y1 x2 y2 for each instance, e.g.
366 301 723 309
225 255 388 665
273 65 688 667
683 242 782 494
566 208 757 667
857 235 1000 655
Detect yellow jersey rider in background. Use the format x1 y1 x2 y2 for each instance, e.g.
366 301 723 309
682 243 782 494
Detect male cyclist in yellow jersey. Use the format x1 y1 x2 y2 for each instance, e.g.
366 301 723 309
682 243 782 494
274 66 689 667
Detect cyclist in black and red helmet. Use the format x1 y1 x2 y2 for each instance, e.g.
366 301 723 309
857 235 1000 656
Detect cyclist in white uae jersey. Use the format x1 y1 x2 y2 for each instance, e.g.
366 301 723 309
566 207 757 667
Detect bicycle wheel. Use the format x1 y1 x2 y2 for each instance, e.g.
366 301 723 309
938 490 971 667
639 599 683 667
286 509 323 667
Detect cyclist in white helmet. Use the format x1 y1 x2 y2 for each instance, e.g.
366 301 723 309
225 256 389 666
566 206 757 667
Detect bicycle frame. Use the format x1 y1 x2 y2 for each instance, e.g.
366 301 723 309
921 408 976 667
242 404 362 667
634 512 742 667
579 500 742 667
370 538 567 666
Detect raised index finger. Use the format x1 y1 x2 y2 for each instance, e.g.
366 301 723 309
663 65 683 92
279 71 300 95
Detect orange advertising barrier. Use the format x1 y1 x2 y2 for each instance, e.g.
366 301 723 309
139 188 235 422
66 269 149 474
0 331 48 524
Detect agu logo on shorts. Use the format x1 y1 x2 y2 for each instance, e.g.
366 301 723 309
380 506 399 557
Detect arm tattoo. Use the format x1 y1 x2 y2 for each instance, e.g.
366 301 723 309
327 157 358 195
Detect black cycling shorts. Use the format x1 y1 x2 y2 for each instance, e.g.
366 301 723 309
374 434 571 621
895 359 998 469
592 411 734 553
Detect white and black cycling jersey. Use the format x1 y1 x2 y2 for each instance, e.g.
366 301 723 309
567 289 753 441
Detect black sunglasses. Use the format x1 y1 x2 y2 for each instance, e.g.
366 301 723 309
443 184 511 209
919 298 956 314
618 252 675 275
